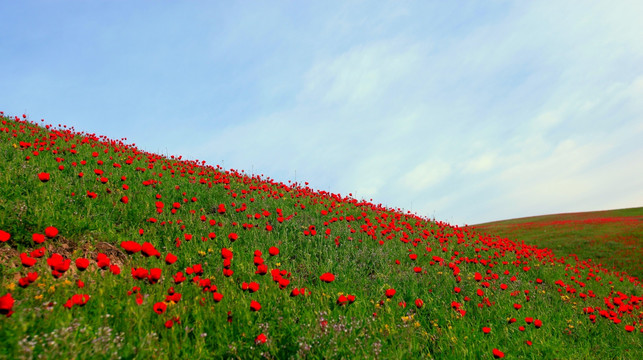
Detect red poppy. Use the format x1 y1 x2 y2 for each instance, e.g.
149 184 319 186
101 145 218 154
415 299 424 308
269 246 279 256
30 247 45 258
255 333 267 344
121 241 141 254
385 289 396 298
75 258 90 271
96 253 111 269
153 302 167 314
482 327 491 334
228 233 238 242
38 172 50 182
165 320 174 329
493 349 505 358
250 300 261 311
0 293 14 317
141 242 161 258
221 248 233 259
44 226 58 238
148 268 162 283
32 233 46 244
534 319 542 328
248 282 259 293
213 292 223 302
337 295 348 305
513 303 522 310
319 273 335 283
0 230 10 242
625 325 635 332
165 253 178 265
20 253 37 267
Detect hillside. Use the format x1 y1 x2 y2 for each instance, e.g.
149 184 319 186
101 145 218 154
469 208 643 280
0 113 641 359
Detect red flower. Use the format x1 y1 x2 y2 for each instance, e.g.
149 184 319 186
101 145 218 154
96 253 111 269
337 295 348 305
250 300 261 311
110 264 121 275
482 327 491 334
269 246 279 256
255 333 267 344
121 241 141 254
221 248 233 259
0 230 11 242
153 302 167 314
513 303 522 310
0 293 15 317
32 233 46 244
534 319 542 328
165 320 174 329
141 242 161 258
319 273 335 283
492 348 505 358
30 247 46 258
213 292 223 302
20 253 37 267
165 253 178 265
385 289 396 298
44 226 58 238
148 268 162 283
228 233 238 242
625 325 634 332
75 258 90 271
248 282 259 293
38 173 50 182
415 299 424 308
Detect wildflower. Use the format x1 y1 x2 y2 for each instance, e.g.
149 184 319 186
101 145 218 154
319 273 335 283
0 230 10 242
38 173 50 182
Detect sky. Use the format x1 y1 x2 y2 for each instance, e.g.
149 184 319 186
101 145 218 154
2 1 642 225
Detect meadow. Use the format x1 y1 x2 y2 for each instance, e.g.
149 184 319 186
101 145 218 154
0 113 641 359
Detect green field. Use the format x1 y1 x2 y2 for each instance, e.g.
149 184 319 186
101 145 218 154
470 208 643 280
0 114 641 359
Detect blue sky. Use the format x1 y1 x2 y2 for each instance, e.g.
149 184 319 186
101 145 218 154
2 1 642 225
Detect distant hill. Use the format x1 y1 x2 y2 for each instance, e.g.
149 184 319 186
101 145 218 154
468 207 643 279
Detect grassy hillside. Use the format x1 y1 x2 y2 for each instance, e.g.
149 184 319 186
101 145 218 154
0 113 641 359
469 208 643 280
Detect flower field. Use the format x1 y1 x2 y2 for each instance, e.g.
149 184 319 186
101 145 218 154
0 113 641 359
470 208 643 280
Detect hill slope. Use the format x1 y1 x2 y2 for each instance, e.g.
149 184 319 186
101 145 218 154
469 208 643 279
0 113 641 359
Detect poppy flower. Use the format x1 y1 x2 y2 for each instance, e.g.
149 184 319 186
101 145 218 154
250 300 261 311
96 253 111 269
148 268 162 283
0 293 15 317
173 272 186 284
0 230 10 242
44 226 58 238
228 233 238 242
165 253 178 265
319 273 335 283
221 248 233 259
513 303 522 310
534 319 542 328
75 258 90 271
141 242 161 258
492 349 505 358
255 333 267 344
255 264 268 275
132 267 149 280
385 289 396 298
482 327 491 334
120 241 141 254
248 282 259 293
165 320 174 329
415 299 424 308
625 325 635 332
153 302 167 314
20 253 37 267
32 233 46 244
337 295 348 305
30 247 45 258
213 292 223 302
269 246 279 256
38 172 50 182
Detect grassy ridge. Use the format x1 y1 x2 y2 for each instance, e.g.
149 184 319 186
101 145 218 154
0 113 642 359
470 208 643 279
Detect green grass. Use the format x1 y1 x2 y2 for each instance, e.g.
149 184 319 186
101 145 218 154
0 114 641 359
470 208 643 279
